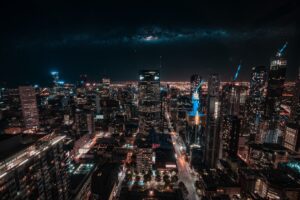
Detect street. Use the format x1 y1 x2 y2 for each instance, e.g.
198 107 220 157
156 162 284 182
165 112 200 200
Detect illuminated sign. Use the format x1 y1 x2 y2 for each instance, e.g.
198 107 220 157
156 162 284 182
95 115 104 119
165 164 176 168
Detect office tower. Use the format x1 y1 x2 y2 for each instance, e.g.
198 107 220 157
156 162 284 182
95 95 101 114
87 113 95 135
134 132 154 173
247 66 267 140
284 123 300 152
19 86 39 129
0 135 69 200
138 70 161 135
205 74 221 167
51 71 59 88
220 83 246 117
136 147 153 173
291 67 300 124
190 74 202 96
75 110 88 136
221 115 240 159
265 47 287 140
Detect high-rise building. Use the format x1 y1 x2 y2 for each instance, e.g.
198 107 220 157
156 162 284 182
95 95 101 114
87 113 95 135
138 70 161 135
190 74 202 96
265 48 287 135
51 71 59 87
220 83 247 117
19 86 39 130
247 66 267 140
283 123 300 152
134 132 154 173
221 115 240 159
205 74 221 167
290 67 300 124
0 134 69 200
263 46 288 144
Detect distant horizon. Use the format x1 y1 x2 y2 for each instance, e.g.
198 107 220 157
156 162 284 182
2 80 298 89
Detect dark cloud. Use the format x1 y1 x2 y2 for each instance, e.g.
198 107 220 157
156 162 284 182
14 25 296 48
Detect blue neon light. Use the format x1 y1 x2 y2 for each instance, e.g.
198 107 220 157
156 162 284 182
233 64 241 81
277 42 288 56
189 80 205 117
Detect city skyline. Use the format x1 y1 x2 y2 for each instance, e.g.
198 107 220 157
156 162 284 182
1 1 300 200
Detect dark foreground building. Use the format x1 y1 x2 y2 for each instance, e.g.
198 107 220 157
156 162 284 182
0 134 69 200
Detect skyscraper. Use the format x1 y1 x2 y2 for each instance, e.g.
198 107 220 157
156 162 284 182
138 70 161 135
220 83 246 117
205 74 221 167
19 86 39 130
221 115 240 159
87 113 95 135
290 67 300 124
247 66 267 140
190 74 202 96
266 57 287 120
265 45 287 142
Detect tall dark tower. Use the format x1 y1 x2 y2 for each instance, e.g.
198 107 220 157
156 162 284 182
205 74 221 167
138 70 161 135
265 43 288 143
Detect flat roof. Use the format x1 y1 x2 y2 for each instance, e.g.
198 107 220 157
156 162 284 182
0 134 66 179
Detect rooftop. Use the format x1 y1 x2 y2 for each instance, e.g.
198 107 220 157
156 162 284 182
0 134 66 179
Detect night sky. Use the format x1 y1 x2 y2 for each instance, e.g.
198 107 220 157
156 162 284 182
0 1 299 86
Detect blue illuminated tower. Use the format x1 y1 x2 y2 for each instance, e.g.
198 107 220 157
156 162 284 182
188 79 205 146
